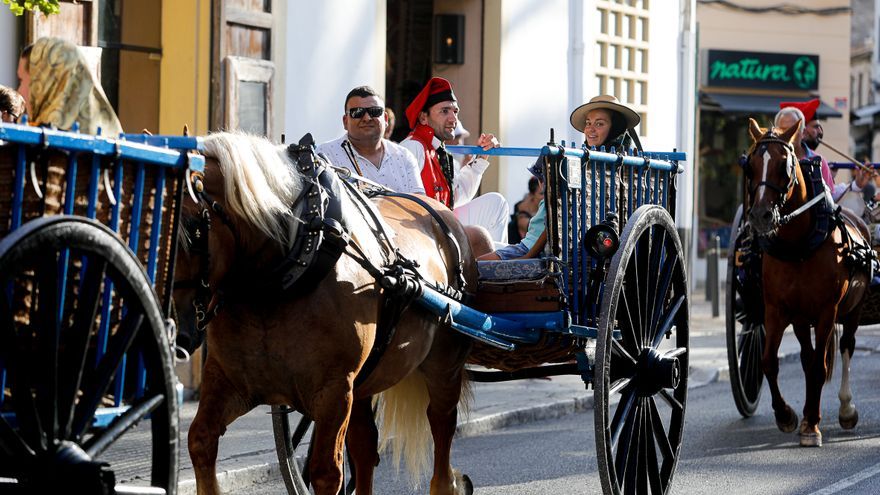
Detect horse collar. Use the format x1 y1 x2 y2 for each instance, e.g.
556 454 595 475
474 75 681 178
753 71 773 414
274 139 351 293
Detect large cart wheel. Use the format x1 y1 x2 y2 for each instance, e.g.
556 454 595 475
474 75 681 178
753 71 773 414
725 205 765 417
272 405 355 494
0 216 178 494
595 205 689 495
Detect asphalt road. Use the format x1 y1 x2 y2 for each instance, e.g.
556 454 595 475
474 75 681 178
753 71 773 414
243 349 880 494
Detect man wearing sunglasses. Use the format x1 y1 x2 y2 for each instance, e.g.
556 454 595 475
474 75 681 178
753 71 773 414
316 86 425 194
401 77 509 244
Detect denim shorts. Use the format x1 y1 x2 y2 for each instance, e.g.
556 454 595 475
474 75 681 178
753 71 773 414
493 242 530 260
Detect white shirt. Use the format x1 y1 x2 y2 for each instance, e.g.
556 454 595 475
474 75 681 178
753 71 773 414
400 135 490 207
316 135 425 194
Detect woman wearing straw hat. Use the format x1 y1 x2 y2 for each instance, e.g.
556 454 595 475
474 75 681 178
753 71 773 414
569 95 642 150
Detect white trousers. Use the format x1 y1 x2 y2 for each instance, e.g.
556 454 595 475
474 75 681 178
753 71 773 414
454 192 510 243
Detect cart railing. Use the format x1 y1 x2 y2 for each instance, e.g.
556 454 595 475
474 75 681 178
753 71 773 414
0 123 203 413
448 143 685 326
0 124 204 309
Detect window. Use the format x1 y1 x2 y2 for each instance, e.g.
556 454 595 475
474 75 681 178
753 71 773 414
595 1 650 137
224 56 275 137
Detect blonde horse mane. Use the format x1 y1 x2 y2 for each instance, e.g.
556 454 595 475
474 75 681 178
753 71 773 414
202 132 303 246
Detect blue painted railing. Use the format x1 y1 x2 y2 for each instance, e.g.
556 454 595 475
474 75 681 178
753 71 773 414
428 143 686 347
0 123 201 416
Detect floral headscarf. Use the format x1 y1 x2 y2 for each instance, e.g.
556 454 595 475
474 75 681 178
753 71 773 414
25 37 123 136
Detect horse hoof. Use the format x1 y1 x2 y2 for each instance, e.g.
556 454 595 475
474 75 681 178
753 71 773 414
775 406 798 433
839 408 860 430
800 430 822 447
452 469 474 495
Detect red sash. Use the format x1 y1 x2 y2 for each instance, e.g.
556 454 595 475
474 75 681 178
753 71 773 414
409 124 451 207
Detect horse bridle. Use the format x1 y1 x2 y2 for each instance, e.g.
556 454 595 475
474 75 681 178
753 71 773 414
174 174 238 333
745 136 799 211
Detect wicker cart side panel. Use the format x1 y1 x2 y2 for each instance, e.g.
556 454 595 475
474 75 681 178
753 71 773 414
467 334 583 372
0 143 179 305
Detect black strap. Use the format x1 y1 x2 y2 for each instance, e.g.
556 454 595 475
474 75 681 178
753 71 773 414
372 190 466 291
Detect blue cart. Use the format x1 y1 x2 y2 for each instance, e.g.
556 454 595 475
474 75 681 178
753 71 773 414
0 123 203 494
272 135 691 495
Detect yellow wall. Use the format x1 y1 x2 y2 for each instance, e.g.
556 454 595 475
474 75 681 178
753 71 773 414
159 0 210 135
697 1 851 151
118 1 161 133
481 0 502 193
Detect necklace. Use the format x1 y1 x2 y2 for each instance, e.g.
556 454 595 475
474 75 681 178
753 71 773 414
374 145 385 170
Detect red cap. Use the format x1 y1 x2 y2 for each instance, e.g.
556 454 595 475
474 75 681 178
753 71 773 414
779 98 820 122
405 77 457 129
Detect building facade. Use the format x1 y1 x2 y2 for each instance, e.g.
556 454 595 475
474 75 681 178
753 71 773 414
694 0 852 282
850 0 880 162
1 0 698 384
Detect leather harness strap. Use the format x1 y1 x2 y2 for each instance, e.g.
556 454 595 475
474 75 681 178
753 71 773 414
178 134 470 388
371 190 467 291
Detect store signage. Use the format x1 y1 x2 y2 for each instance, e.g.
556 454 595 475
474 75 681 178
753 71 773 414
706 49 819 91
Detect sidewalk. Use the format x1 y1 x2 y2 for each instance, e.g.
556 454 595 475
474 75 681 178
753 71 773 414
124 295 880 494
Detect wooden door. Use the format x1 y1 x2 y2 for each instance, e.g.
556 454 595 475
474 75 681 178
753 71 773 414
26 0 101 77
211 0 275 137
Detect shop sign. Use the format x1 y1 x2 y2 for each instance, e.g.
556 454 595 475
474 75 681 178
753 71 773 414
706 49 819 91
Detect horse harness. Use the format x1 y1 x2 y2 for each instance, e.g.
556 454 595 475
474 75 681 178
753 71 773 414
742 139 875 273
180 134 468 385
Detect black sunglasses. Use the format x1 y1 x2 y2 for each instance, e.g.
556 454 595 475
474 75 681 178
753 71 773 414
348 106 384 119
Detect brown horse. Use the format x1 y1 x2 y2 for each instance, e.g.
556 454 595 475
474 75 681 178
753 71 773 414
173 132 477 494
744 118 870 447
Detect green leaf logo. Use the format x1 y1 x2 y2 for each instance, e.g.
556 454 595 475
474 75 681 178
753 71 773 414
792 57 817 89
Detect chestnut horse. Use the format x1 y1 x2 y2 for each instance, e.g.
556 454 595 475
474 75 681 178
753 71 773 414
744 118 871 447
173 132 477 494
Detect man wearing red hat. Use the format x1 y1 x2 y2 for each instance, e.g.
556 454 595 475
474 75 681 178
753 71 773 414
776 100 868 201
400 77 509 243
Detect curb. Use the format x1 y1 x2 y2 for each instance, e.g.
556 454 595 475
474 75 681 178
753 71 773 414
178 463 281 495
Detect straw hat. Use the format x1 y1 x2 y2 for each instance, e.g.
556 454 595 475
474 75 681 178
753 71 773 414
569 95 640 133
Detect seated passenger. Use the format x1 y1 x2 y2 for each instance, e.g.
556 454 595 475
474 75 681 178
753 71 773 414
479 94 642 262
401 77 510 243
17 37 122 135
774 104 869 202
569 94 641 151
478 161 546 261
316 86 425 194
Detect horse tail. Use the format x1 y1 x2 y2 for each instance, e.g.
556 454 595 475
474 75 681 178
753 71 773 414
825 324 839 383
377 371 432 482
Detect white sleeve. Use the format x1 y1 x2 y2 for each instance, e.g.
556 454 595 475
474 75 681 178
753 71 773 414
831 182 854 202
453 157 489 204
400 148 426 195
399 139 426 172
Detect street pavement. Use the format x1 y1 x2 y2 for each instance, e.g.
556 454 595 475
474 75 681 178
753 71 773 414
118 293 880 494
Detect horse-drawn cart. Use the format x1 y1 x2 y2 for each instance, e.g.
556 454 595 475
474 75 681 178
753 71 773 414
0 122 202 494
272 138 691 495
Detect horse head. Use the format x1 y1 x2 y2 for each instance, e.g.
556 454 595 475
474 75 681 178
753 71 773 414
172 133 302 356
744 117 802 237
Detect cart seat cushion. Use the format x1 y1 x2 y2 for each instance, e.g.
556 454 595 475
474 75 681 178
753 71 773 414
477 258 548 281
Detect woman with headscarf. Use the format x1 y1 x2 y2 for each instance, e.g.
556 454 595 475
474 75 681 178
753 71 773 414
16 37 122 136
568 95 641 151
